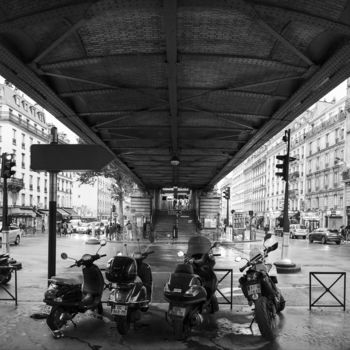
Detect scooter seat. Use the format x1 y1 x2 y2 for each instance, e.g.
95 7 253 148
175 263 194 274
0 253 9 258
49 276 83 286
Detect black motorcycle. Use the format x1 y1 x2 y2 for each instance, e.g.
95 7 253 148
164 236 220 339
0 252 12 284
236 234 285 340
105 241 154 335
43 240 107 338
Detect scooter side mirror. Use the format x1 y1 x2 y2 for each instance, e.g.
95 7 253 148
235 256 242 262
213 242 220 248
61 253 68 260
264 233 272 241
100 239 107 246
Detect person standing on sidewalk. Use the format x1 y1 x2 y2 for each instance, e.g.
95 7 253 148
264 225 269 237
126 220 132 241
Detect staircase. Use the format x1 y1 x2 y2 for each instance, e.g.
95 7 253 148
153 210 197 242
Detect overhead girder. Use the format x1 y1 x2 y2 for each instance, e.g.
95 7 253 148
0 1 348 191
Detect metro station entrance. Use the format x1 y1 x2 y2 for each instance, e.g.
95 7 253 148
160 187 192 211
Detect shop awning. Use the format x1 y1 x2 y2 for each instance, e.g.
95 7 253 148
6 207 38 218
57 208 70 220
62 208 80 219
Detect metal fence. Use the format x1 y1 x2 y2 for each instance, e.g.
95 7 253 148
309 272 346 310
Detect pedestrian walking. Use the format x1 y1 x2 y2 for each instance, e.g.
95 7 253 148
62 221 68 236
42 222 45 233
126 220 132 241
264 225 269 237
105 224 110 240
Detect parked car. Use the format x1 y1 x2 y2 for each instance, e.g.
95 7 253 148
308 228 342 245
75 222 92 234
290 224 308 239
0 223 21 245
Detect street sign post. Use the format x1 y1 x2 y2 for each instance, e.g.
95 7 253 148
31 144 114 171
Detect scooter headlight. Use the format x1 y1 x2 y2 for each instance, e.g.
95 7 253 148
164 283 170 293
106 258 113 269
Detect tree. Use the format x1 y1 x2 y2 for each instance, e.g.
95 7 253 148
77 165 135 226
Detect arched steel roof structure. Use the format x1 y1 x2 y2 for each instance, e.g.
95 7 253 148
0 0 350 190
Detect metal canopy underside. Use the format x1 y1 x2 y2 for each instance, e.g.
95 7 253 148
0 1 350 190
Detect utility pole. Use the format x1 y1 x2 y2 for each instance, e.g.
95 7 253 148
274 129 301 273
48 127 58 280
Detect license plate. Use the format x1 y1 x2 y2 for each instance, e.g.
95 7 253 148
111 305 128 316
42 305 52 314
247 284 261 295
171 306 186 317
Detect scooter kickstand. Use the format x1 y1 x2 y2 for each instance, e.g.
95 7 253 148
249 316 255 329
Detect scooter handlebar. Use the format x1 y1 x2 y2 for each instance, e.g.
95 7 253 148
239 262 250 272
212 254 221 257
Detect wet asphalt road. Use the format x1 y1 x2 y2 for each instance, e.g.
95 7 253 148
1 233 349 349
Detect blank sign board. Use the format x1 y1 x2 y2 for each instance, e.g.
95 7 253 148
31 144 114 171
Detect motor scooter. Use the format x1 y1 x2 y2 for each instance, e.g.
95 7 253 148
43 239 107 338
164 236 221 340
235 234 285 340
0 252 12 284
105 240 154 335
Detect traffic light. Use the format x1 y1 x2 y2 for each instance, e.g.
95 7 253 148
276 154 296 180
275 155 288 180
1 153 16 179
223 187 230 200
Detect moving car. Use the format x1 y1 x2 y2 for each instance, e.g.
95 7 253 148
75 222 92 234
290 224 308 239
0 223 21 245
308 228 342 245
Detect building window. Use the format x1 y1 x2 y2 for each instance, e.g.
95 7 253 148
12 129 16 145
30 195 33 206
21 194 25 206
21 133 25 149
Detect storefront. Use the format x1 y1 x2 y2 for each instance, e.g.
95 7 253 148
325 210 342 230
301 211 320 232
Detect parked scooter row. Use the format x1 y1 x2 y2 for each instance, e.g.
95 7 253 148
43 235 284 340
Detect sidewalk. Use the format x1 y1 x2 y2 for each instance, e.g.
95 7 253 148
0 300 349 350
2 232 349 349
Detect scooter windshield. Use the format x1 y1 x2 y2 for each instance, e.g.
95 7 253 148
186 236 212 257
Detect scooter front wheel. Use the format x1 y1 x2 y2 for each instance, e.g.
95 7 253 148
47 306 67 332
115 315 130 335
254 296 277 340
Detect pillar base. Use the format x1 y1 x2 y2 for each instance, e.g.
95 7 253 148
274 259 301 273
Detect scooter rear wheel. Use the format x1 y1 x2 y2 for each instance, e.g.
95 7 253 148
47 306 67 331
115 315 130 335
0 272 11 284
173 318 190 340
